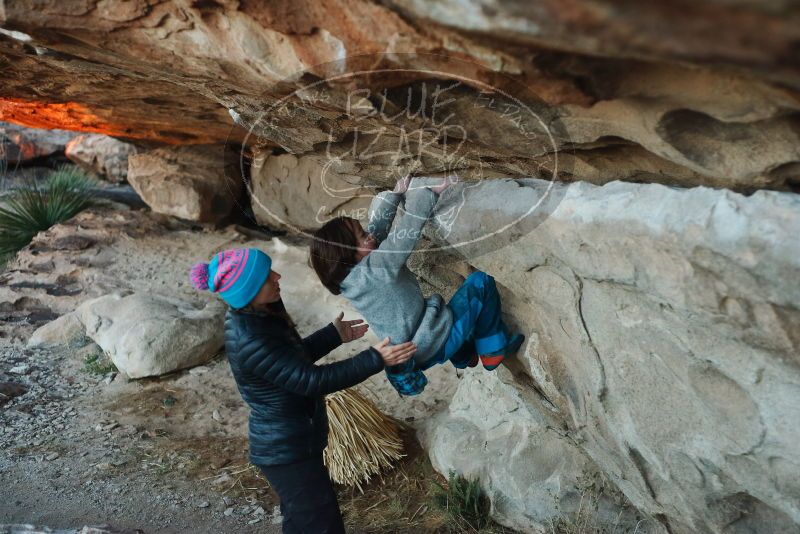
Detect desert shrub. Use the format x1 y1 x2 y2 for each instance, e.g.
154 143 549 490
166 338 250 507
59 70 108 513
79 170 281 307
433 471 491 530
0 165 96 262
83 351 117 376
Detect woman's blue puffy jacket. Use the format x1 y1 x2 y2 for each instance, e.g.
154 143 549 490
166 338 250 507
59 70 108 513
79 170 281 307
224 304 384 466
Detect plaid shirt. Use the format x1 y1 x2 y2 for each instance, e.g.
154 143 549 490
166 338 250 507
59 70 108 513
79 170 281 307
385 360 427 396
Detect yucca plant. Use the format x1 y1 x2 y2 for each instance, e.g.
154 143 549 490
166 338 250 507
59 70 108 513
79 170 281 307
0 165 96 261
433 471 491 530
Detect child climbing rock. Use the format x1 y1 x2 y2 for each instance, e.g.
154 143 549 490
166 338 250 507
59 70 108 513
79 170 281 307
310 176 524 396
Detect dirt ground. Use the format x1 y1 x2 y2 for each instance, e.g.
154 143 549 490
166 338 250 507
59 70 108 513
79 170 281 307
0 341 476 533
0 203 496 533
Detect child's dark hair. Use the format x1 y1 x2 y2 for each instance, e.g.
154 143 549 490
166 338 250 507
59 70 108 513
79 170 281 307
310 217 359 295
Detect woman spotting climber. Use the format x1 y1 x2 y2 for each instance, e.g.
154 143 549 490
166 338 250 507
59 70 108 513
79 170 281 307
310 175 525 396
188 248 415 533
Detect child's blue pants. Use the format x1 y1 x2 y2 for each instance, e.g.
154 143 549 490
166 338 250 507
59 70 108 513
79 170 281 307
425 270 509 368
385 271 509 395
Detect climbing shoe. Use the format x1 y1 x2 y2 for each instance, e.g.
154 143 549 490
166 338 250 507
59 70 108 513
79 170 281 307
452 353 479 369
480 333 525 371
450 342 479 369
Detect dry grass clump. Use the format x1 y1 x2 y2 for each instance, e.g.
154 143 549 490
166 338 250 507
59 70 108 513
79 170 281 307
547 474 653 534
338 434 516 534
324 388 405 491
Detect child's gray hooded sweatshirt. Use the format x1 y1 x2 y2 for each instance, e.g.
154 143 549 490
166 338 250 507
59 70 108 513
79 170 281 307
340 186 453 365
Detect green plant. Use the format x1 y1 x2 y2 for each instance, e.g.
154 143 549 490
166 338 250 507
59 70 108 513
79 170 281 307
433 471 491 530
0 165 96 261
83 352 117 375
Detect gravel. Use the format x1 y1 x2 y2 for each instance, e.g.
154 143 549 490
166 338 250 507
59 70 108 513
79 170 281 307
1 341 281 533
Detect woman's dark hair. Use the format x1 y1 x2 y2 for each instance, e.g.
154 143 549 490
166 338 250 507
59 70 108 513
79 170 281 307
239 299 296 329
309 217 359 295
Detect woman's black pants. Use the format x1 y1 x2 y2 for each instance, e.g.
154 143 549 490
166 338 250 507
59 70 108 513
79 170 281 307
259 455 345 534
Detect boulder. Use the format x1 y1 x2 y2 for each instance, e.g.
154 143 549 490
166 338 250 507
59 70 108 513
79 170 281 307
417 178 800 533
0 121 76 164
421 370 650 532
64 134 137 183
2 1 800 531
127 146 243 223
29 293 226 379
26 312 84 348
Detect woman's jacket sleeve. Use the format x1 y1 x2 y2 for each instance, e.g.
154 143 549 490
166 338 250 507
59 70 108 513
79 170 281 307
302 323 343 362
237 329 384 396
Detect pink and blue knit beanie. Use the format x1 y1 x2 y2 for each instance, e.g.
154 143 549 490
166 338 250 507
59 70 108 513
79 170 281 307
189 248 272 309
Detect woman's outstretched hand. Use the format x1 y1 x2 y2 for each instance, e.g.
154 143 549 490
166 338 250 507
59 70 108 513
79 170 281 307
430 174 460 195
372 337 416 367
333 311 369 343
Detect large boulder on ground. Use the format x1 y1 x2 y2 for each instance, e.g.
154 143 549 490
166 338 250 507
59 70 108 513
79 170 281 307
65 134 137 183
127 145 243 223
26 313 84 348
29 293 226 379
0 121 76 164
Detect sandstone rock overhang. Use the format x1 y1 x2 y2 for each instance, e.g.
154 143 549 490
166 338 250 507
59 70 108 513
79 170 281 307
0 0 798 193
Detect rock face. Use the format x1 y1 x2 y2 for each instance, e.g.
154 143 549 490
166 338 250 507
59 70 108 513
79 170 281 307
418 179 800 533
65 134 137 183
2 1 800 532
29 292 226 379
250 153 374 230
1 1 798 192
127 146 243 223
421 370 647 532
